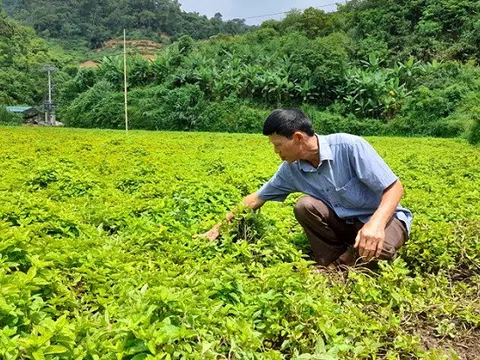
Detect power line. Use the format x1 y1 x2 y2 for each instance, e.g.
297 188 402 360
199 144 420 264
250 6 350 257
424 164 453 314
242 2 346 21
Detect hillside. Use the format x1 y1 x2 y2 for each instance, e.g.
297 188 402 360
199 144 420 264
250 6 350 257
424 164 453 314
2 0 480 143
0 11 73 105
1 0 251 48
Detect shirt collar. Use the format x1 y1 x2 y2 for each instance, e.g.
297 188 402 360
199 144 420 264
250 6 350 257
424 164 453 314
298 134 333 172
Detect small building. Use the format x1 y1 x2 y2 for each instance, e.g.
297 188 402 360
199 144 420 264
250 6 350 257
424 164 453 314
6 106 63 126
6 106 42 121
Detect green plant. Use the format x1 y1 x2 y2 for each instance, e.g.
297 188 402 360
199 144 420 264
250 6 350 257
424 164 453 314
0 107 23 125
0 127 478 358
467 106 480 145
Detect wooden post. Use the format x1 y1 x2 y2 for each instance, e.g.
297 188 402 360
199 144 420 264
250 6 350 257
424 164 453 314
123 29 129 135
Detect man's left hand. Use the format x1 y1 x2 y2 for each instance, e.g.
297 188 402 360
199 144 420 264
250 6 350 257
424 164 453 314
354 221 385 262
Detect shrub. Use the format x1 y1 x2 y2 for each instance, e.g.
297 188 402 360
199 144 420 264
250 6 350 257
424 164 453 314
384 115 466 138
58 67 98 106
429 117 466 138
128 85 206 131
128 85 170 130
175 35 195 56
0 106 23 126
302 104 386 136
199 97 268 133
400 84 469 128
467 106 480 145
61 81 124 128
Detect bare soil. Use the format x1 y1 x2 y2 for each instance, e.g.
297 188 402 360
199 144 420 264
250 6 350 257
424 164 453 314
100 39 163 53
79 60 99 68
418 326 480 359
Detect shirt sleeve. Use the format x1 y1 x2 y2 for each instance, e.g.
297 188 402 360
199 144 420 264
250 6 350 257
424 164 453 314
349 138 398 193
257 162 296 202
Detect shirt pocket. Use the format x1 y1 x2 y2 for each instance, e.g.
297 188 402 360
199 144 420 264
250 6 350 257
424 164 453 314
335 176 367 209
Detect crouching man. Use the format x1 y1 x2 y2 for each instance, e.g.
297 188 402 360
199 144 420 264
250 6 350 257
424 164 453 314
196 108 412 267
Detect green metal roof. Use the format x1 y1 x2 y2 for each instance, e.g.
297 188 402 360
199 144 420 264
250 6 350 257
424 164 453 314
6 106 36 113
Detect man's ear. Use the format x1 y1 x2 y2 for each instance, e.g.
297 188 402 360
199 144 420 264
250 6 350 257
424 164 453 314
292 131 305 142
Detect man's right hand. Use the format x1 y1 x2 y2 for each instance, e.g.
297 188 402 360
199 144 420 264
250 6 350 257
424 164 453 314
193 224 221 241
192 192 265 242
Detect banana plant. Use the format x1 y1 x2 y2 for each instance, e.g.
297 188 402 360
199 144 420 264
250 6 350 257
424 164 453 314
151 46 183 83
341 63 411 119
98 56 124 89
393 56 426 88
294 80 318 103
129 56 155 88
360 53 384 71
240 64 263 97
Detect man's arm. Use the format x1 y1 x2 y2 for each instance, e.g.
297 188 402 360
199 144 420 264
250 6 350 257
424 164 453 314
194 192 266 241
354 180 404 261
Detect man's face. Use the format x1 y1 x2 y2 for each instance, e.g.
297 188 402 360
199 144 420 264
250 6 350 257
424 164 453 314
269 133 301 163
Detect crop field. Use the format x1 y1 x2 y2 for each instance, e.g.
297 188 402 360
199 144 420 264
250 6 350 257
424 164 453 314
0 127 479 359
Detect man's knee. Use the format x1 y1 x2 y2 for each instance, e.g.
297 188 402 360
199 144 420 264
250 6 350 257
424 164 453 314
378 219 408 261
293 196 328 222
376 243 399 261
294 196 313 220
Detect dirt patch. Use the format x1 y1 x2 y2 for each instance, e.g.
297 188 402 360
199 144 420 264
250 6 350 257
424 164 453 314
101 39 162 53
418 326 480 359
141 54 156 61
79 60 99 68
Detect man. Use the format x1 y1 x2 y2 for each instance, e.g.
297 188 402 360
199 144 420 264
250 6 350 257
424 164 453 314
196 108 412 267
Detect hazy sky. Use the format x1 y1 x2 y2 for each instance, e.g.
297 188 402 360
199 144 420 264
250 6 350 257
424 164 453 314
177 0 344 25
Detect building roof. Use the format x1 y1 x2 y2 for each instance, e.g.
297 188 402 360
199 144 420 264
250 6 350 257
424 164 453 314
6 106 36 113
6 106 41 116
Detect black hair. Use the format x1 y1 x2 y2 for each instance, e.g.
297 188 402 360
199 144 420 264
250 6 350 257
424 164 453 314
262 108 315 138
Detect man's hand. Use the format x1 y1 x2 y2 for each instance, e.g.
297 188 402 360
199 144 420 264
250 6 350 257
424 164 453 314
193 192 265 242
354 221 385 261
354 180 403 262
193 223 221 241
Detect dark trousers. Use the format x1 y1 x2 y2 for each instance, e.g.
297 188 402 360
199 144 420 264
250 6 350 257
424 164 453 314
293 196 408 266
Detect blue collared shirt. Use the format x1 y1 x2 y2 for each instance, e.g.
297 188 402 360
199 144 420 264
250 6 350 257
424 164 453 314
257 133 413 233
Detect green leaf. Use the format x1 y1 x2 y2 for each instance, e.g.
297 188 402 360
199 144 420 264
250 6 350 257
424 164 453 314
32 350 45 360
44 345 69 355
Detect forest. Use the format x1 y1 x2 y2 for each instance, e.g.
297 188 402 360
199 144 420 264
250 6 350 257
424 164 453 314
1 0 479 143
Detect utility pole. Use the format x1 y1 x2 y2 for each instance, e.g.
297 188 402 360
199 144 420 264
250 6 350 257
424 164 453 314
42 66 58 125
123 29 129 135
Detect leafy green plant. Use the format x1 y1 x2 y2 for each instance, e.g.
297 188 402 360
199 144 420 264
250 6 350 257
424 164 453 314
340 54 411 120
0 107 23 125
467 106 480 145
0 127 478 358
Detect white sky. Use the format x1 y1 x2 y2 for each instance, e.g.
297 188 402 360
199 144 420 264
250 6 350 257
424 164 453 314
177 0 344 25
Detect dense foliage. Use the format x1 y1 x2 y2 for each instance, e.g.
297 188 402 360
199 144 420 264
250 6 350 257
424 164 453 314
57 32 480 141
0 106 22 125
2 0 250 47
0 127 479 358
2 1 480 143
0 10 74 105
338 0 480 62
259 0 480 62
4 0 479 61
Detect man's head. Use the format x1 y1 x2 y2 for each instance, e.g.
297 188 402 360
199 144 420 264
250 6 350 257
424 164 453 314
263 108 316 163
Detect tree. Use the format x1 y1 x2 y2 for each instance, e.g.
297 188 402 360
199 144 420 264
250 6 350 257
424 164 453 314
2 0 252 45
